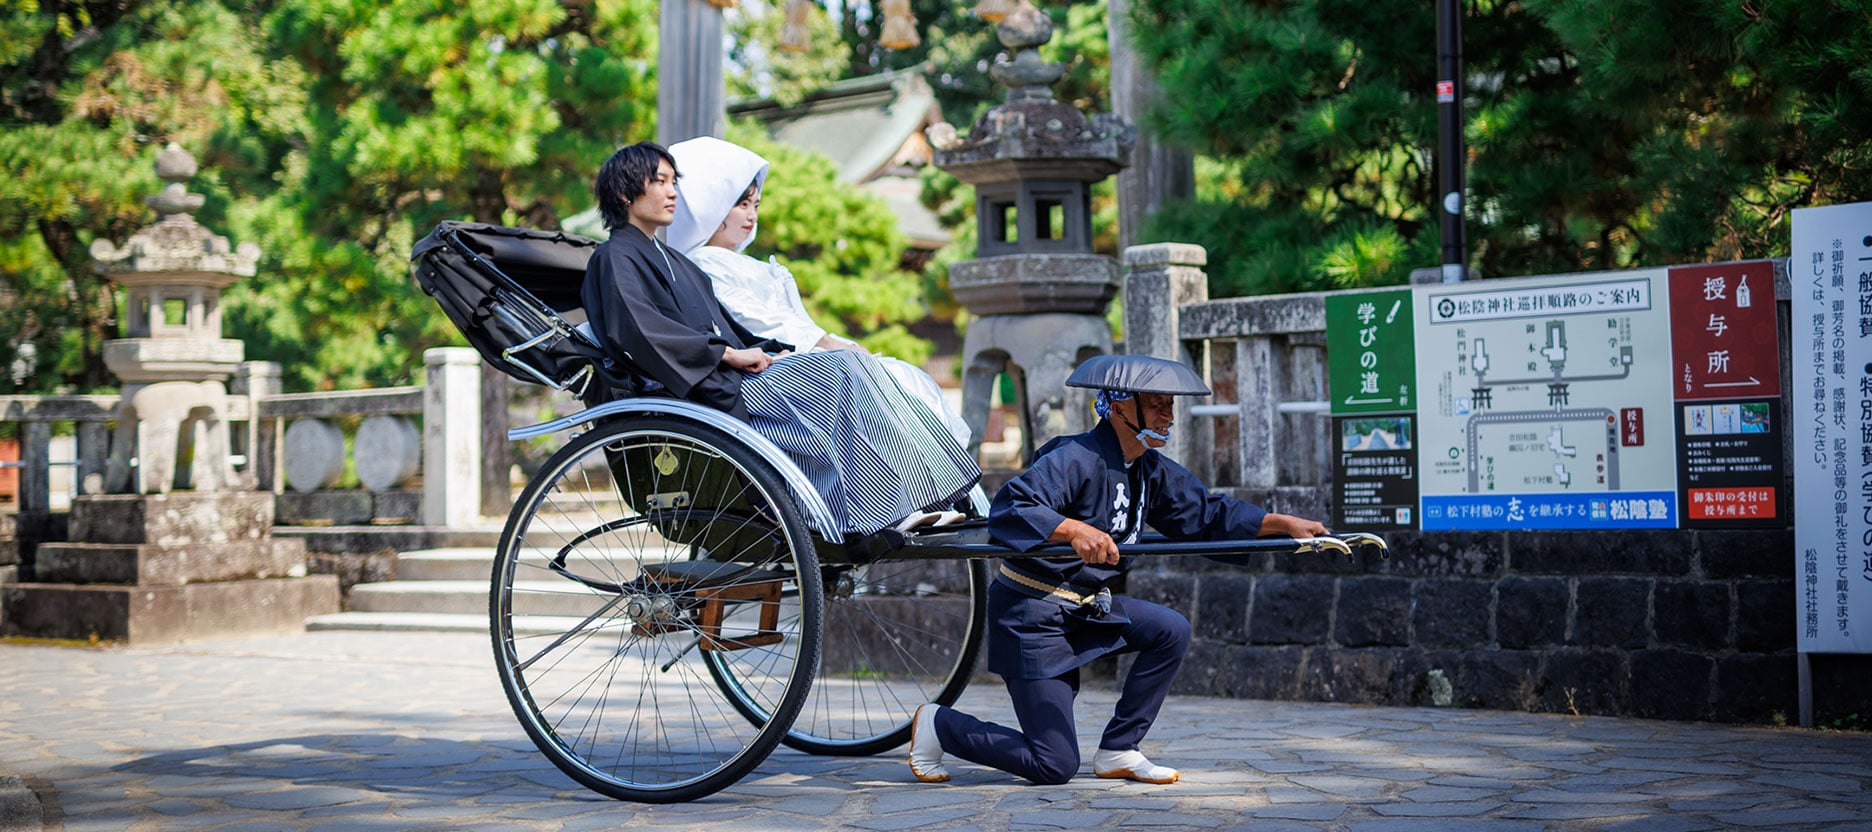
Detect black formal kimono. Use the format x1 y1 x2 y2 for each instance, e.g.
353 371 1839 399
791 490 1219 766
986 419 1270 679
580 224 787 418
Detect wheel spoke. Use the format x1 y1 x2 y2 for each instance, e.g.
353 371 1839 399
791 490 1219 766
491 419 822 802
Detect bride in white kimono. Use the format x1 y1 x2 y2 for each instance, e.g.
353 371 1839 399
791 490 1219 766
666 136 973 448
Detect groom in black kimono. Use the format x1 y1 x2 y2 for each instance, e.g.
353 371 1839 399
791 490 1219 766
908 354 1330 786
580 141 789 417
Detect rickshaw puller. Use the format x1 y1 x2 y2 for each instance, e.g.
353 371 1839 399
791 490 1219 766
909 354 1329 786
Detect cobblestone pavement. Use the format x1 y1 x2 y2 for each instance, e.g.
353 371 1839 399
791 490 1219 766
2 630 1869 832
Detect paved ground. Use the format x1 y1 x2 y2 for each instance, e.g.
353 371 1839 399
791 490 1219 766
2 630 1869 832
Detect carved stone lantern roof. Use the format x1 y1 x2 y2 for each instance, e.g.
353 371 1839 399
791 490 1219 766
928 0 1136 313
90 143 255 384
928 1 1135 188
91 143 261 290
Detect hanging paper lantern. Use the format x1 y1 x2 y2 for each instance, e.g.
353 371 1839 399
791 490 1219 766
973 0 1015 23
780 0 812 52
879 0 919 49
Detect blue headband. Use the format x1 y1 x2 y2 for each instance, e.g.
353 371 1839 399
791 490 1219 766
1094 389 1135 420
1096 389 1172 445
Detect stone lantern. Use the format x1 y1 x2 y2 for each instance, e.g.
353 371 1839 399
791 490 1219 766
929 0 1135 464
91 143 259 494
0 144 339 646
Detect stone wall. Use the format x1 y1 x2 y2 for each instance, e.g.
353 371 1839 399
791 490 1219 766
1118 514 1872 724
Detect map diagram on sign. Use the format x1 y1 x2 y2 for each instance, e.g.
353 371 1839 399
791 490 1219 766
1417 274 1680 527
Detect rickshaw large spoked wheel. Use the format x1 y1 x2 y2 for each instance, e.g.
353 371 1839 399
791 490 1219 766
491 416 822 803
703 556 986 756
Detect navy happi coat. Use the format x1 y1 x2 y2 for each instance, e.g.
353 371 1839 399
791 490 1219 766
986 419 1271 679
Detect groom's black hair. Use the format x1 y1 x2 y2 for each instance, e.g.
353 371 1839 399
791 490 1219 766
594 142 679 231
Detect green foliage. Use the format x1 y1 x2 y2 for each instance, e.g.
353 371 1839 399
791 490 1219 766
834 0 1001 122
725 122 927 363
1131 0 1872 296
0 0 299 391
914 164 975 324
815 1 1109 127
0 0 660 393
1040 0 1111 115
727 0 850 107
243 0 658 389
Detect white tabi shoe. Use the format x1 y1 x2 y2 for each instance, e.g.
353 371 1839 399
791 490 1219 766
1093 748 1180 784
908 704 950 783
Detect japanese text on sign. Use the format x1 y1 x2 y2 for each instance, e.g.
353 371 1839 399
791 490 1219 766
1429 279 1652 325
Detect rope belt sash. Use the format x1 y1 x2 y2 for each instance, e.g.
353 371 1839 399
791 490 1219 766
996 564 1113 616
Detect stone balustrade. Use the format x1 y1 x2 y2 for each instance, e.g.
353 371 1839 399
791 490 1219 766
0 347 491 581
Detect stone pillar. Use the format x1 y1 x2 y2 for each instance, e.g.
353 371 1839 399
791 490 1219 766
1234 336 1277 490
1122 242 1209 468
18 422 51 514
480 363 512 517
231 361 283 493
658 0 726 144
423 348 483 527
1107 0 1194 252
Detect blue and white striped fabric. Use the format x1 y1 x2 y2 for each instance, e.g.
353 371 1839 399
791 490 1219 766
743 350 980 536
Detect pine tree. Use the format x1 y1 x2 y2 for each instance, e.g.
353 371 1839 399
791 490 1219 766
0 0 303 391
1127 0 1872 296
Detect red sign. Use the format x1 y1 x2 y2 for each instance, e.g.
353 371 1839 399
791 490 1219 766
1667 261 1781 401
1620 408 1644 446
1436 81 1455 102
1686 487 1777 519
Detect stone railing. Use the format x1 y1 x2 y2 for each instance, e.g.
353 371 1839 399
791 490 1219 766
0 347 488 536
0 395 119 516
0 395 119 583
246 348 486 530
1113 244 1858 725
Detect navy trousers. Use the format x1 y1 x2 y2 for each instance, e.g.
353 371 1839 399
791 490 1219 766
932 596 1192 785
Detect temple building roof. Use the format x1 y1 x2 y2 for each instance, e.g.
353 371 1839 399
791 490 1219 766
729 69 950 252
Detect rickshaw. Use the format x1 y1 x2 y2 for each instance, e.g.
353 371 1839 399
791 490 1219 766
411 222 1386 804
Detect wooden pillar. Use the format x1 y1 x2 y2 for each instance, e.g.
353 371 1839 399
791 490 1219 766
658 0 727 145
1107 0 1195 252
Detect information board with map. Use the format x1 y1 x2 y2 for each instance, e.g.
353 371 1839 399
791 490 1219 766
1416 272 1680 529
1326 261 1784 532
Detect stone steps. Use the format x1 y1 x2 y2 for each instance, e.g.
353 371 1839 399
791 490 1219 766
35 540 305 586
2 493 338 645
307 545 685 631
303 610 599 635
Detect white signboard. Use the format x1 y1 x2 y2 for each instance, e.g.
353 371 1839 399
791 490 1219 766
1791 202 1872 654
1415 270 1680 529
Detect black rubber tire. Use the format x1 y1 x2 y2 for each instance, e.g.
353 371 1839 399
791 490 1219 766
491 416 821 803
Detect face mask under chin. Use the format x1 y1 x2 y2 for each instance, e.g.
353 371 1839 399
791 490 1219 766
1136 426 1172 444
1122 402 1173 445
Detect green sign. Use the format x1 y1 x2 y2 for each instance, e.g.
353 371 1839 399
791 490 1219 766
1326 289 1416 415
